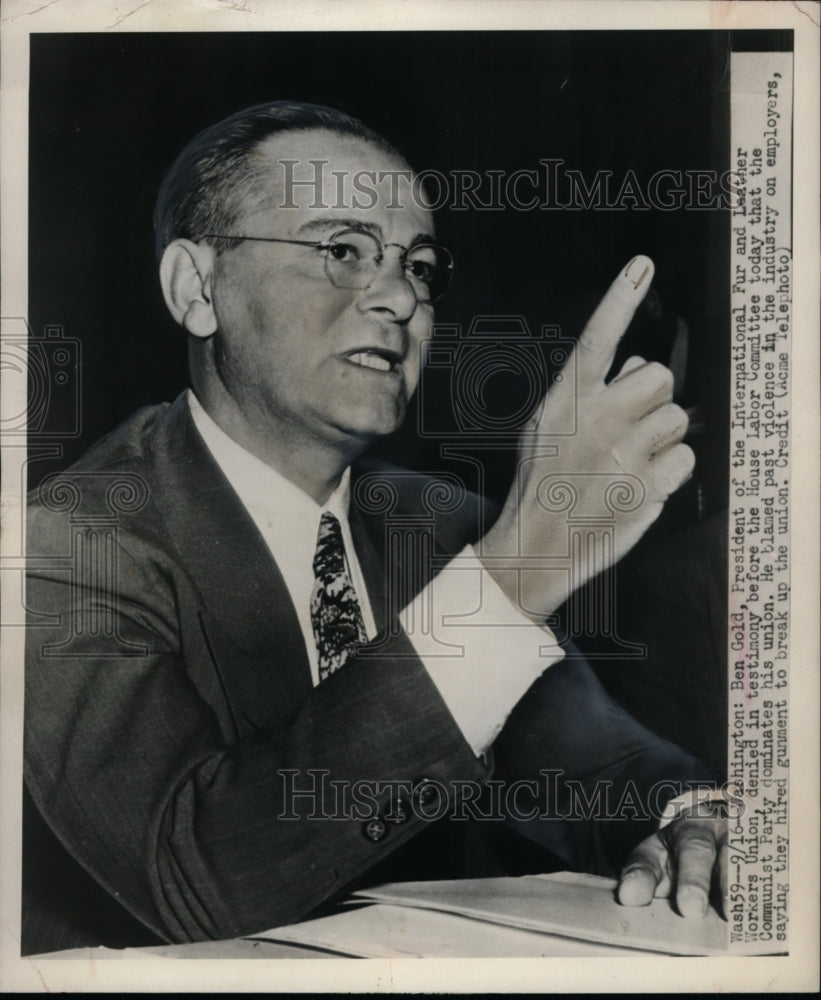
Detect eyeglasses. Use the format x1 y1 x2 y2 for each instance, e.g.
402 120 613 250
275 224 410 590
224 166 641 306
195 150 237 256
200 227 454 304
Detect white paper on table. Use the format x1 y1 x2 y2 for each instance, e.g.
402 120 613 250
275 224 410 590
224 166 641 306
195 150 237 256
351 872 729 957
251 900 654 958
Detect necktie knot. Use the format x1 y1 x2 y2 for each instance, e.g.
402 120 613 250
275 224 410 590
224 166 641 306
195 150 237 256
313 511 347 582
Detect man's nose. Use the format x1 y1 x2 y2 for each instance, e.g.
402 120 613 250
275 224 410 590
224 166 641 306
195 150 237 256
356 253 419 322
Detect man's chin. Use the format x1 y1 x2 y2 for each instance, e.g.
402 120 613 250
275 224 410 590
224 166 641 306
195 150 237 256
333 402 407 446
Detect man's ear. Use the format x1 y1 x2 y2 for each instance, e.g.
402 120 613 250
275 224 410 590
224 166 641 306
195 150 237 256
159 239 218 338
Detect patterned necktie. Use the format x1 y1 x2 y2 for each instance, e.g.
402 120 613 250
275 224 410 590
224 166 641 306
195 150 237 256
310 510 368 682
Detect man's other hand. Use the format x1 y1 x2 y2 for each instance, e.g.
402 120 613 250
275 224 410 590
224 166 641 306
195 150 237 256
481 255 695 618
617 816 728 919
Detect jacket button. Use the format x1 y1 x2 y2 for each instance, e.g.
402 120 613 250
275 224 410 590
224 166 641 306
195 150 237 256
412 778 442 810
362 818 388 842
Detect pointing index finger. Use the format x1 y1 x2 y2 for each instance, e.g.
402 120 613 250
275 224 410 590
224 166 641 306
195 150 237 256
575 255 655 385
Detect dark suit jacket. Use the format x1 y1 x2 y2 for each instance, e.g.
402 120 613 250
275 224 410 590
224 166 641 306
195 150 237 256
589 512 729 776
23 392 710 954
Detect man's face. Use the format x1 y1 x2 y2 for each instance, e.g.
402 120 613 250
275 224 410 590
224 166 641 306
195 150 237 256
208 129 436 453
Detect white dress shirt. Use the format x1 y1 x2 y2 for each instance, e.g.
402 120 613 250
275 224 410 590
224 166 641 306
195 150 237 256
188 390 564 755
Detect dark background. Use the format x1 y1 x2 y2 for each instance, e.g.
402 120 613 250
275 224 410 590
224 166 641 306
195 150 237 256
27 30 790 771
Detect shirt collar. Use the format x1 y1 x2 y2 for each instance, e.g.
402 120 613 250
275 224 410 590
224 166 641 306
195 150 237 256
186 390 376 683
186 388 351 527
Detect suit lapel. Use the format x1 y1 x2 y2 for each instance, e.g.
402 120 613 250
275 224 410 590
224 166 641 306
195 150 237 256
145 401 482 733
150 395 313 732
348 487 388 636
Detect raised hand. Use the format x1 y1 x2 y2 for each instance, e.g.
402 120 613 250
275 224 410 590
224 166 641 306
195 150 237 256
480 256 695 617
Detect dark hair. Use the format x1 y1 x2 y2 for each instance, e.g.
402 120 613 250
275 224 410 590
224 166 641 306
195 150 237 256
153 100 406 260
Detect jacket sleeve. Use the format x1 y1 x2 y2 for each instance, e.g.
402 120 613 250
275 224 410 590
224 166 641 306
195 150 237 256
491 645 720 874
24 503 488 944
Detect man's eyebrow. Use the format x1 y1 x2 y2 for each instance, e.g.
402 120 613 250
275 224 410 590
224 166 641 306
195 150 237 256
295 217 383 237
407 232 437 249
295 217 436 245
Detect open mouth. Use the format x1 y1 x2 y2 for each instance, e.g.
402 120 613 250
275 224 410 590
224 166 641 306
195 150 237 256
344 349 401 373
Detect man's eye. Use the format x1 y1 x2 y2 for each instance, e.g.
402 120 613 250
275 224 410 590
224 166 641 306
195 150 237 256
406 259 435 284
327 242 360 262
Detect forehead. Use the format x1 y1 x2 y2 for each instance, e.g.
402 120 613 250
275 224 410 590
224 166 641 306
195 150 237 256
241 128 435 238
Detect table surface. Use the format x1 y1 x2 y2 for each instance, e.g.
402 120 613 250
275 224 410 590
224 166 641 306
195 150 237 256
32 873 729 961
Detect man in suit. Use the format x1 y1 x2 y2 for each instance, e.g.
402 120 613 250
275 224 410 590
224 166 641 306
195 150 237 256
24 101 727 954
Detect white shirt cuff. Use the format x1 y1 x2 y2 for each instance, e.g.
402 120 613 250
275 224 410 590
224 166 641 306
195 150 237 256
402 544 565 756
658 784 740 829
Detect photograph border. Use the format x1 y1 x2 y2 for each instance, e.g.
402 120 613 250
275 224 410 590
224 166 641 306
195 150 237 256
1 1 818 992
